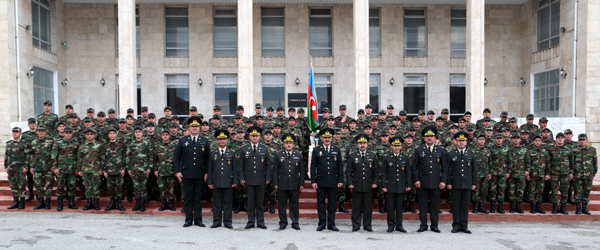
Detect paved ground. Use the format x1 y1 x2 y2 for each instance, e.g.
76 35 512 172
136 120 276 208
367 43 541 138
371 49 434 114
0 212 598 249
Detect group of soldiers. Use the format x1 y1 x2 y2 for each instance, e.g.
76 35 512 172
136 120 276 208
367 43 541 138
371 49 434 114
4 100 598 232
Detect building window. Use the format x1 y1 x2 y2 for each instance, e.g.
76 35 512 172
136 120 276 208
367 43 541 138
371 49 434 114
309 8 333 57
214 75 238 115
214 8 237 57
262 74 285 110
165 7 189 57
449 74 466 122
115 6 140 58
314 74 333 115
450 9 466 58
404 9 427 57
115 74 142 117
534 69 560 117
403 74 426 117
537 0 560 51
369 74 380 112
165 75 189 116
33 66 55 115
32 0 52 51
369 9 381 57
261 8 284 57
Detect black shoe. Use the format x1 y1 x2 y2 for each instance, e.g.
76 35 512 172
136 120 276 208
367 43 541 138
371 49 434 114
567 195 575 204
530 202 536 214
83 199 93 211
57 197 64 211
417 227 427 233
158 199 167 211
408 201 417 213
479 202 489 214
451 228 459 233
535 202 546 214
462 228 472 234
387 227 394 233
195 222 206 227
364 227 373 232
582 203 591 215
396 227 407 233
515 202 524 214
431 227 441 233
78 194 87 201
509 201 515 213
68 197 78 209
242 200 248 212
94 198 100 210
316 225 325 231
140 200 146 212
127 190 133 202
7 197 19 209
132 199 141 211
210 224 221 228
279 225 286 230
559 203 568 215
576 203 582 214
269 200 275 214
225 225 233 229
327 226 339 231
245 224 255 229
234 200 242 213
339 201 349 213
551 203 558 214
44 197 51 210
183 222 193 227
155 192 161 202
168 199 176 211
263 200 268 212
117 198 126 211
497 201 505 214
378 199 385 214
292 225 300 230
449 204 453 214
181 207 185 212
105 198 116 211
490 201 496 213
472 202 478 214
18 197 25 209
25 191 34 201
352 227 359 232
145 192 151 202
258 224 267 229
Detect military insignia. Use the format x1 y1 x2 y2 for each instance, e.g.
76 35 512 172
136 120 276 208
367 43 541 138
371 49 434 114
369 163 372 168
468 162 470 166
437 158 440 162
296 162 298 166
261 158 264 162
458 134 467 141
334 156 337 161
184 142 189 147
319 151 323 157
389 162 393 166
189 120 200 126
324 131 332 137
402 167 404 171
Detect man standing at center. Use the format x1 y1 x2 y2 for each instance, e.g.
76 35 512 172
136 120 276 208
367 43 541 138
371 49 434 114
447 132 477 234
346 134 379 232
411 126 447 233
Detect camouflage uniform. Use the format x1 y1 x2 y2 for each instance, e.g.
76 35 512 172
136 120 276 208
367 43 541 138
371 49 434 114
548 144 574 204
332 139 350 201
572 145 598 204
126 138 154 199
401 144 417 202
375 142 391 201
471 145 492 203
488 144 509 202
77 140 104 199
21 129 37 195
5 138 29 198
38 112 59 136
524 146 550 203
262 139 281 202
51 138 79 198
30 136 55 198
155 140 177 200
157 117 172 131
144 132 160 197
101 140 127 198
508 145 528 202
230 139 248 201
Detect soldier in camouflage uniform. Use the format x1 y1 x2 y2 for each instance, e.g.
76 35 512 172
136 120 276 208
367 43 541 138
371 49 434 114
4 127 29 209
155 129 178 211
67 114 83 142
106 109 119 128
127 126 154 212
51 126 80 211
144 122 162 202
507 133 527 214
332 128 350 212
572 134 598 215
22 118 38 201
57 104 77 127
38 100 59 136
401 133 418 213
488 133 509 213
79 117 99 142
116 118 134 201
520 114 539 132
158 106 173 131
524 134 550 214
547 132 574 215
475 108 496 131
281 117 303 152
262 129 281 213
493 111 509 132
101 128 127 211
563 129 578 204
334 104 353 127
30 125 55 210
537 117 554 140
231 127 249 213
375 131 391 213
77 128 104 211
471 134 492 214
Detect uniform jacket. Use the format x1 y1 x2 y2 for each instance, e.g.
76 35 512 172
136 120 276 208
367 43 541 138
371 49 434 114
207 147 240 188
239 143 272 186
174 135 210 179
273 150 305 191
310 144 344 188
411 144 448 189
381 152 411 194
346 150 379 192
446 148 478 189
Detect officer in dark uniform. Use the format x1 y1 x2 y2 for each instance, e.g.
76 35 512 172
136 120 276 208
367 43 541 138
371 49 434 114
346 134 379 232
239 126 272 229
411 126 447 233
311 128 344 232
273 133 305 230
174 117 210 228
381 136 411 233
207 129 239 229
447 131 477 234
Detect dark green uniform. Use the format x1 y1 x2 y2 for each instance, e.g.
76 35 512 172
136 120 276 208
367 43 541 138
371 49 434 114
155 140 177 200
101 140 127 199
471 145 491 203
548 144 574 205
488 144 509 203
126 138 154 200
524 145 550 203
508 145 528 203
77 140 104 199
572 145 597 204
5 139 29 198
38 112 59 136
30 136 55 198
51 137 79 198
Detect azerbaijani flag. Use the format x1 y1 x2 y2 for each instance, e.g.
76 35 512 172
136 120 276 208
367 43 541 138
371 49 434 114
307 66 319 133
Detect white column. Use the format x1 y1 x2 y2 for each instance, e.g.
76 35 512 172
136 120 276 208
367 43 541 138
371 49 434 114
466 0 485 117
238 0 253 111
584 1 600 147
117 0 136 116
353 0 369 114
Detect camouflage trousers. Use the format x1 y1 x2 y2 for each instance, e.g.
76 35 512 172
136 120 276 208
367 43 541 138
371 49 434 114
446 188 452 204
376 179 385 200
131 171 149 199
574 179 593 203
235 185 247 200
56 173 77 198
488 175 507 202
34 170 54 198
337 184 347 202
82 173 101 199
526 176 545 203
123 171 134 191
264 182 277 201
508 178 526 202
550 175 569 204
405 184 417 202
147 170 159 192
158 175 177 200
106 175 124 198
7 170 26 198
26 169 34 190
471 177 488 202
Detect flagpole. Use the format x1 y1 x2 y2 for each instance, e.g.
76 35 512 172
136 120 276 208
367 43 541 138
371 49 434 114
309 54 318 147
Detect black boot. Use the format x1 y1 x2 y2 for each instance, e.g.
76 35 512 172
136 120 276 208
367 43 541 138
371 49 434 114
497 201 505 214
159 199 167 211
490 201 496 213
205 189 212 202
25 189 34 201
576 203 582 214
449 204 453 214
45 197 51 210
344 188 351 202
530 202 536 214
339 201 349 213
383 200 387 213
105 198 116 211
18 197 25 209
94 198 100 210
57 197 64 211
509 201 515 213
242 200 248 212
169 199 176 211
7 197 19 209
155 191 161 202
408 201 417 213
472 202 478 214
378 199 385 214
263 200 268 212
117 198 126 211
515 202 524 214
83 199 93 211
234 199 242 213
535 202 546 214
68 197 78 209
34 198 45 210
582 203 591 215
140 200 146 212
559 203 568 215
145 191 151 202
127 190 133 202
132 199 141 211
551 203 558 214
567 194 575 204
480 202 489 214
269 200 276 214
176 192 182 202
402 200 407 213
78 182 86 200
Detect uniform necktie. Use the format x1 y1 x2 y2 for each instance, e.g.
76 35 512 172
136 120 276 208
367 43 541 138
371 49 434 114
461 150 464 157
428 146 432 153
361 152 365 161
253 145 257 154
221 149 224 157
193 136 196 144
288 152 291 159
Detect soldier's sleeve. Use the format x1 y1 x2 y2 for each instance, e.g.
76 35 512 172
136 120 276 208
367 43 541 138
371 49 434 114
471 152 478 187
381 156 388 189
272 152 279 186
569 150 575 175
3 142 9 168
440 148 448 184
336 147 344 184
265 147 272 182
411 148 419 184
148 143 155 172
238 147 245 182
50 141 59 170
299 152 306 185
100 144 107 172
126 144 132 171
507 148 514 176
310 147 317 184
524 150 531 173
486 152 492 177
345 154 353 186
233 152 240 185
206 151 214 186
544 150 551 176
174 139 182 174
372 154 379 186
76 147 83 172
